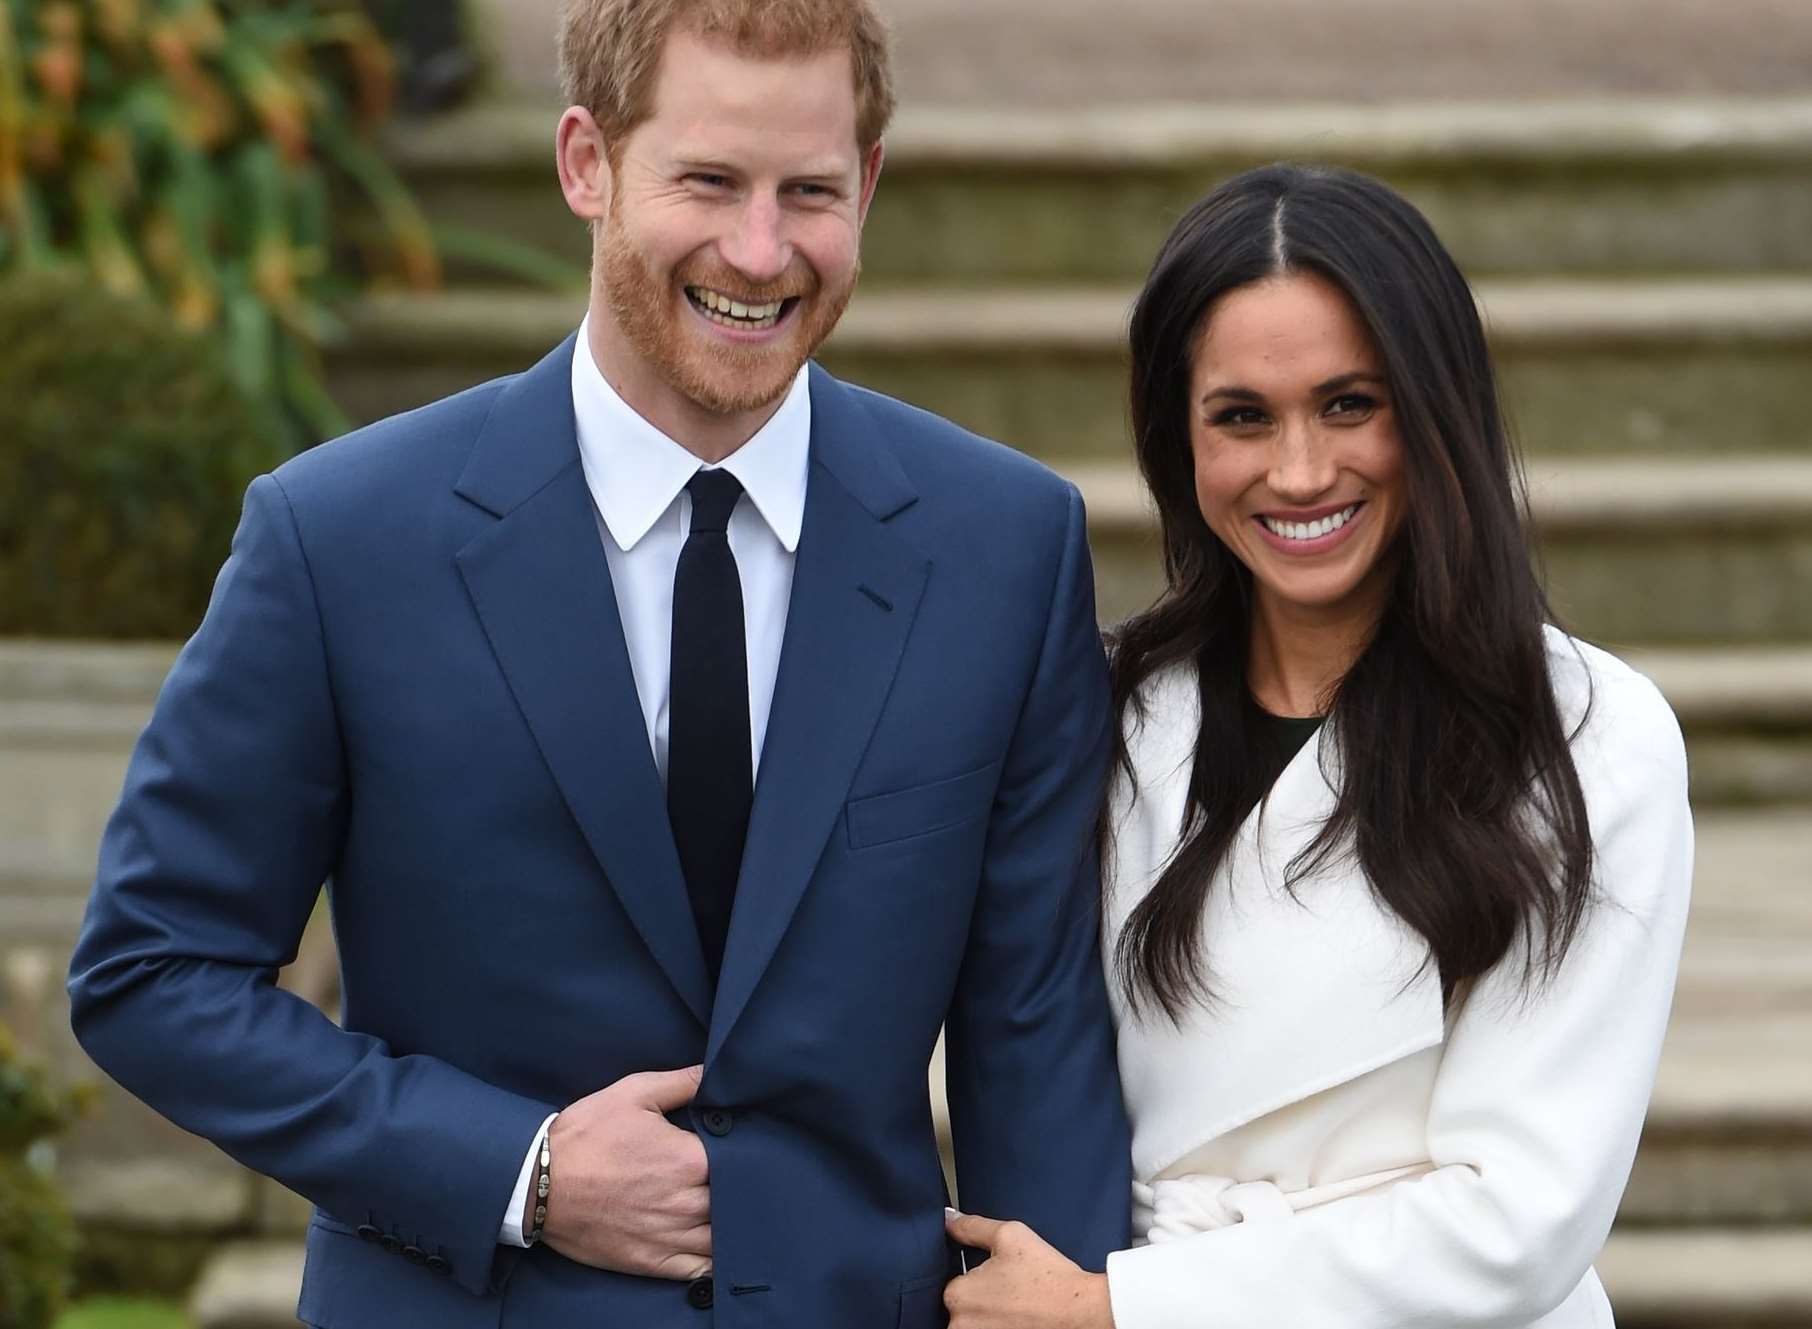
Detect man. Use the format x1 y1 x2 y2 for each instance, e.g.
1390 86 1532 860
67 1 1130 1324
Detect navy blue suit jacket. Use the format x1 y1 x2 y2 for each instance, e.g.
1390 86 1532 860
68 338 1131 1327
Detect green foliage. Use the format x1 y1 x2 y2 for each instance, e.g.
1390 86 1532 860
0 0 439 446
55 1298 192 1329
0 272 284 639
67 1232 214 1309
0 1021 91 1329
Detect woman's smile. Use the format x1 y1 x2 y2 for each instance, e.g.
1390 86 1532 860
1252 499 1367 553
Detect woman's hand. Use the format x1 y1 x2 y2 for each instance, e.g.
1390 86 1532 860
943 1210 1115 1329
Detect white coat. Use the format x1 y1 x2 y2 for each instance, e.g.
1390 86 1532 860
1102 627 1693 1329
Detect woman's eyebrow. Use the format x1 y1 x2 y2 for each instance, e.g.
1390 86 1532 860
1312 371 1388 394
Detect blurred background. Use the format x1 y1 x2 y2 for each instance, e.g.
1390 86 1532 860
2 0 1810 1325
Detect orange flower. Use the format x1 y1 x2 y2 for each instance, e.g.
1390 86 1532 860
31 44 82 107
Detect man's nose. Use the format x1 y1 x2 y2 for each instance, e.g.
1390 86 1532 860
718 196 790 285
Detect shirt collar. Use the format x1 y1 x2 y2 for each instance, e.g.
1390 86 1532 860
571 313 810 554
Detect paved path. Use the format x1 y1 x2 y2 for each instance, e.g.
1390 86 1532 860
479 0 1812 106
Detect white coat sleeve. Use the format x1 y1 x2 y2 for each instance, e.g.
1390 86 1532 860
1104 667 1694 1329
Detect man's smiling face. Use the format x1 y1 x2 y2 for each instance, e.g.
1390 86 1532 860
596 27 877 424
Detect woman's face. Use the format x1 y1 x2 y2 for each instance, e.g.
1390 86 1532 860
1187 270 1408 631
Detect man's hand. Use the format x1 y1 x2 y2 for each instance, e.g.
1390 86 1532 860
944 1211 1115 1329
537 1065 712 1279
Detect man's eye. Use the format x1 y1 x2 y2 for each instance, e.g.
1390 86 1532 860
689 174 731 189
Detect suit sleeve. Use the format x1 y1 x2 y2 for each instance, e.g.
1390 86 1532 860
1104 669 1695 1327
943 483 1133 1270
67 475 554 1297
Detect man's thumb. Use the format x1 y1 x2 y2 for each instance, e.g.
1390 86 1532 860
636 1063 705 1112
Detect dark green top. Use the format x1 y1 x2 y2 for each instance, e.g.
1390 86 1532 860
1257 708 1325 764
1241 696 1325 822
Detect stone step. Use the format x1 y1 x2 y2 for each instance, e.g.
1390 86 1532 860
482 0 1812 107
189 1241 302 1329
391 99 1812 286
326 280 1812 459
1624 806 1812 1225
180 1226 1812 1329
1616 651 1812 807
1068 454 1812 644
1598 1229 1812 1329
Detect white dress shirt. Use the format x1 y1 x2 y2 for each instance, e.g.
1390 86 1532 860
499 318 812 1245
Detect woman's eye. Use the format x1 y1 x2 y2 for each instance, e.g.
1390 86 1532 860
1326 393 1378 419
1212 407 1268 429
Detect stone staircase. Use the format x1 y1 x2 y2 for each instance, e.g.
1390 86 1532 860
6 6 1809 1322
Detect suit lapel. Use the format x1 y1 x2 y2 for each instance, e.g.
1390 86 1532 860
707 368 929 1064
453 336 713 1028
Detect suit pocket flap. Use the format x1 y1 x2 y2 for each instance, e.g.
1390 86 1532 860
847 762 1001 850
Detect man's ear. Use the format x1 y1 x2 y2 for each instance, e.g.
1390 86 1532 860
856 138 885 227
556 106 613 223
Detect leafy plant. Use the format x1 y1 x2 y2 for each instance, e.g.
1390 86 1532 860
0 1020 95 1329
54 1299 193 1329
0 0 439 447
0 271 285 639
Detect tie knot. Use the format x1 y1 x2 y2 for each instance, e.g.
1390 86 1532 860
686 469 743 534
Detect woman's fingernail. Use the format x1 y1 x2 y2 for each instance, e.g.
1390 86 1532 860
945 1206 963 1219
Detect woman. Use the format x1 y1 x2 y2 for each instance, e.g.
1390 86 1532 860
943 164 1693 1328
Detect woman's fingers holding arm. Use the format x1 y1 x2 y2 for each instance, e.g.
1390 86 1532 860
946 1210 1018 1253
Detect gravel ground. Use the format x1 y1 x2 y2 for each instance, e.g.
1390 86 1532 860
481 0 1812 105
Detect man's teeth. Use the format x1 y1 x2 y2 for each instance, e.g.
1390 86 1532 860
1260 503 1360 542
688 287 786 329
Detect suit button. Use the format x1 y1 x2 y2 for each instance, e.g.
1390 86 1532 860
378 1233 401 1255
402 1245 427 1265
701 1108 734 1137
355 1224 381 1243
426 1254 450 1275
686 1277 714 1309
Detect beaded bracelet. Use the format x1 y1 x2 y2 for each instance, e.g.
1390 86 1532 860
526 1128 552 1246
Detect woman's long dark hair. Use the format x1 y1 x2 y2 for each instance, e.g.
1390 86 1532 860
1110 163 1594 1023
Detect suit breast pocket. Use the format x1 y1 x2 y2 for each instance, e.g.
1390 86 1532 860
846 762 1001 851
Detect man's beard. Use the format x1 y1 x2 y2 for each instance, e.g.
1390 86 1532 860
600 217 858 417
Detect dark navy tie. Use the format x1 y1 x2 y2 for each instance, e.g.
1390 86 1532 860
668 469 752 983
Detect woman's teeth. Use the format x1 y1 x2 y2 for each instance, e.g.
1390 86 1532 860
1260 503 1360 542
688 286 786 331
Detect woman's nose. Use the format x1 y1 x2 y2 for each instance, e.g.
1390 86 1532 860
1267 424 1337 501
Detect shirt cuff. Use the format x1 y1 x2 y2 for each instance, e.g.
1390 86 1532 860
499 1113 559 1247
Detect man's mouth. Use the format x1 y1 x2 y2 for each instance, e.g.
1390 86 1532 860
685 285 797 332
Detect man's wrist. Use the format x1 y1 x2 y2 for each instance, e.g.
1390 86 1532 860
523 1117 555 1244
501 1113 559 1248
